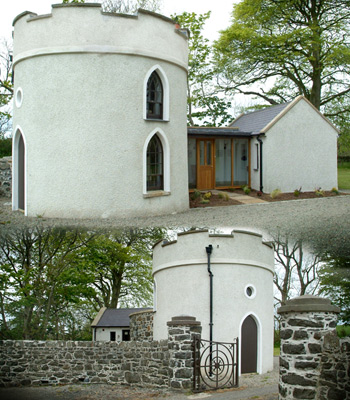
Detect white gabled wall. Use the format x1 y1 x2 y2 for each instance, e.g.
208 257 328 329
251 98 338 193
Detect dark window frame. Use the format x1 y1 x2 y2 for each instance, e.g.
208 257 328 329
146 71 163 120
147 134 164 191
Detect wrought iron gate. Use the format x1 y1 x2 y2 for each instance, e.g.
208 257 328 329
193 337 239 391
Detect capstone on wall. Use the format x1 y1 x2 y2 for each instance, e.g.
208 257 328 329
12 3 189 218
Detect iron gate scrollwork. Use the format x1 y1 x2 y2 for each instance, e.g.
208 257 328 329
193 337 239 391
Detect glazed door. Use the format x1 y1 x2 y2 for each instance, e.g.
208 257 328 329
197 139 214 190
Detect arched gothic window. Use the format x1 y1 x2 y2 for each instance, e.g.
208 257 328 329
146 71 163 119
147 135 163 190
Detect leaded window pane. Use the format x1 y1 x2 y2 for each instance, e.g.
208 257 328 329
147 71 163 119
147 135 164 191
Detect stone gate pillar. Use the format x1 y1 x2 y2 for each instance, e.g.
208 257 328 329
277 295 340 400
167 316 202 390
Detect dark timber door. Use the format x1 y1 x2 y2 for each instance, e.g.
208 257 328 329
241 315 257 373
18 134 25 210
197 139 214 190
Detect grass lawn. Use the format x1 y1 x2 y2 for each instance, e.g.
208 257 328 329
338 162 350 190
274 346 280 356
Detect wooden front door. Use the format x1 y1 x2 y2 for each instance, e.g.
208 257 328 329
241 315 258 373
197 139 214 190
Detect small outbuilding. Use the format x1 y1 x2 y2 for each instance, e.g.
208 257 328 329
91 307 151 342
188 96 338 194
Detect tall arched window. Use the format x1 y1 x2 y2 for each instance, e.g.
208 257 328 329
146 71 163 119
147 135 163 190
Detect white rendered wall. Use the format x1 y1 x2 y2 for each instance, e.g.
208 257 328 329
250 98 338 193
93 327 125 342
152 230 275 374
12 4 189 218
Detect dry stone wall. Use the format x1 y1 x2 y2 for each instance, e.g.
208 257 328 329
0 316 201 390
278 295 350 400
0 157 11 198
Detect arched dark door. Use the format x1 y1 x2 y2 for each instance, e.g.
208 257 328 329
18 134 25 210
241 315 257 373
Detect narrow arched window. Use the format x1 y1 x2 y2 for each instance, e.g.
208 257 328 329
147 135 163 191
147 71 163 119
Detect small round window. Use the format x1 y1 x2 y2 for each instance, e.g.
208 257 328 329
245 284 256 299
15 88 23 108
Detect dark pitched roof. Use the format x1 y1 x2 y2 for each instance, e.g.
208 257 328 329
188 127 252 137
91 308 152 328
230 102 291 134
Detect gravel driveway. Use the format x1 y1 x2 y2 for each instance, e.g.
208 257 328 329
1 195 350 256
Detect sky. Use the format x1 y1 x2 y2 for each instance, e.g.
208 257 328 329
0 0 236 42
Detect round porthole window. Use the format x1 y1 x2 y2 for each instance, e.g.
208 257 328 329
245 284 256 299
15 88 23 108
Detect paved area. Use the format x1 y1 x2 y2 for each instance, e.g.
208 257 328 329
211 190 267 205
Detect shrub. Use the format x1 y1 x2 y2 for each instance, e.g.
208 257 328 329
242 185 251 195
200 198 210 204
294 187 302 197
203 191 212 200
331 187 339 195
0 138 12 158
270 189 282 199
315 187 325 197
192 189 201 200
218 192 229 201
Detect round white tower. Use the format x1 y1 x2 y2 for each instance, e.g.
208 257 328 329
12 3 189 218
152 229 275 374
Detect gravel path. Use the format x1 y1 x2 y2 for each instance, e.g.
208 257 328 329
1 195 350 256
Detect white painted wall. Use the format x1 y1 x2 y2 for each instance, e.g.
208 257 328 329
12 4 189 218
93 327 127 342
152 230 275 374
250 98 338 193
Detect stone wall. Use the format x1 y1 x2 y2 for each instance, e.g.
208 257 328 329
278 295 350 400
0 315 201 390
130 310 154 342
0 156 11 198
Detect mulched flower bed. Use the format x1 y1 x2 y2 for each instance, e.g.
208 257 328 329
190 188 347 208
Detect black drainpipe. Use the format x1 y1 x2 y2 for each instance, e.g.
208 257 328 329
257 135 264 193
206 244 213 374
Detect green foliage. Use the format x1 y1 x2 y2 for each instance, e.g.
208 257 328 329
336 325 350 338
174 11 232 126
0 40 13 138
242 185 251 194
214 0 350 139
319 256 350 324
218 191 229 201
338 164 350 190
0 138 11 157
192 189 201 200
203 191 212 200
270 189 282 199
331 187 339 195
62 0 85 3
293 188 301 197
200 198 210 204
315 187 325 197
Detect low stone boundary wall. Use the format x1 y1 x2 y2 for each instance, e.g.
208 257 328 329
0 316 202 390
278 295 350 400
0 156 11 198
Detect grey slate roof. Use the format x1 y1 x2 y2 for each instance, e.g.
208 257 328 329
91 308 152 328
230 102 291 134
188 127 252 137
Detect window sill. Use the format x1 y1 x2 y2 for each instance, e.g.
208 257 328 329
144 191 171 198
145 118 169 122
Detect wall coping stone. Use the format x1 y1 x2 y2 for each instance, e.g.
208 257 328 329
167 316 201 326
278 295 340 314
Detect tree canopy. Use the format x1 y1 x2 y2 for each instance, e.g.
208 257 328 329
214 0 350 117
0 39 13 138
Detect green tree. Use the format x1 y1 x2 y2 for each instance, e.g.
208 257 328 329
0 227 96 339
319 256 350 324
214 0 350 116
0 39 13 138
102 0 162 13
75 228 165 310
175 12 232 126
